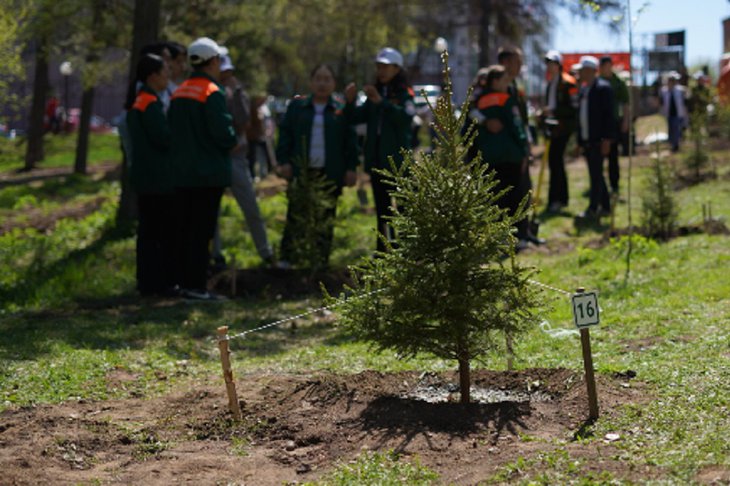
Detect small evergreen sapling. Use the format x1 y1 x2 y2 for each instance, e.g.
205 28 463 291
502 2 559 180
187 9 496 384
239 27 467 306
642 143 677 240
284 150 338 272
329 53 543 404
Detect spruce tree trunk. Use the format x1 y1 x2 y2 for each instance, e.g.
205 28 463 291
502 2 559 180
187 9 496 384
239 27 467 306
74 86 94 174
458 353 471 404
24 38 49 171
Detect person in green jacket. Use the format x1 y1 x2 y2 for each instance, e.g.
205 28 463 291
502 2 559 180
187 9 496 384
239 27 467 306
276 64 359 268
472 65 530 250
168 37 237 300
344 47 415 252
127 53 174 296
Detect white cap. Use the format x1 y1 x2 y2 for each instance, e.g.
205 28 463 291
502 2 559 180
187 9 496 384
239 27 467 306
544 50 562 64
571 63 583 72
220 54 234 72
668 71 681 80
188 37 228 65
375 47 404 67
579 55 599 70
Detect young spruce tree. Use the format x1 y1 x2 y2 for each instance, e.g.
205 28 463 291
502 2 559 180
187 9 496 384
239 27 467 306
330 53 543 404
285 150 338 272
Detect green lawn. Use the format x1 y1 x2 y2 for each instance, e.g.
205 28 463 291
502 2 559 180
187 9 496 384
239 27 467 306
0 130 728 484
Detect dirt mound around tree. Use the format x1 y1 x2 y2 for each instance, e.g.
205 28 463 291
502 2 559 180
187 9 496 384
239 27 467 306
0 368 651 485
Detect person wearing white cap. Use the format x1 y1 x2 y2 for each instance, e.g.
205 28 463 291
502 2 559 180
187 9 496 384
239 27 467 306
168 37 237 300
576 55 616 219
344 47 415 252
660 71 687 152
208 54 278 269
543 49 578 212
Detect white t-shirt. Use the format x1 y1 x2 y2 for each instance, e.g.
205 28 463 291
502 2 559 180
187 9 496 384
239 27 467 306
309 103 327 168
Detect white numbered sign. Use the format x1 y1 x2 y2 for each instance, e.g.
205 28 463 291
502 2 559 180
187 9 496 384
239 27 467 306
572 292 600 328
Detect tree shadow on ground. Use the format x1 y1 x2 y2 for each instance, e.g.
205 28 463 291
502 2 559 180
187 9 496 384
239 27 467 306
354 396 530 453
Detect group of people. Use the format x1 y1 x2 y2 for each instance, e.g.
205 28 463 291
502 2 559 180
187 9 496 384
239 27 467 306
126 34 703 299
126 38 415 299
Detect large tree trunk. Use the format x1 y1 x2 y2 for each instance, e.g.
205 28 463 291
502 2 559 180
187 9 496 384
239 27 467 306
478 0 492 68
24 38 49 171
74 85 94 174
116 0 161 228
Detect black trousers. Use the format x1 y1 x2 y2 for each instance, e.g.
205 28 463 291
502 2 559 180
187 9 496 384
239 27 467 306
371 169 397 252
607 121 622 193
493 163 528 237
584 144 611 212
176 186 224 291
280 172 340 267
137 193 176 295
547 133 570 206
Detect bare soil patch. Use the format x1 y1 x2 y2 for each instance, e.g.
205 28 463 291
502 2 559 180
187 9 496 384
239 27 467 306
0 368 651 485
0 196 108 235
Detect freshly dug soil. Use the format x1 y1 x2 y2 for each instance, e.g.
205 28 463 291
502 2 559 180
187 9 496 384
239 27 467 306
0 368 654 485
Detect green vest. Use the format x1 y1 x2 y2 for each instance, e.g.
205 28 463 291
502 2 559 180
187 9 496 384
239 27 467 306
127 86 172 194
344 84 414 173
475 91 528 166
168 72 237 188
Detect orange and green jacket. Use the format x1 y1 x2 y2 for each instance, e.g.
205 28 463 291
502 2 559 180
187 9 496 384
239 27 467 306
475 91 528 166
127 85 172 194
168 72 237 188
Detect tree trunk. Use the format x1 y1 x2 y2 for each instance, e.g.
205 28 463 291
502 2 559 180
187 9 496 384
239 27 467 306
74 86 94 174
24 38 49 171
458 354 471 404
478 0 492 68
117 0 161 228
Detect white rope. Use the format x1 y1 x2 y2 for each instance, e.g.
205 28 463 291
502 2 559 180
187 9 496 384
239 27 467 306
221 288 386 342
526 279 574 297
539 320 579 338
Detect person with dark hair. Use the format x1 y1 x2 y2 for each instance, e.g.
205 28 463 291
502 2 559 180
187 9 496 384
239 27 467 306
576 56 616 218
471 65 530 251
497 45 543 245
344 47 415 252
276 64 359 268
168 37 237 300
599 56 629 194
126 54 175 296
543 50 578 212
164 41 187 95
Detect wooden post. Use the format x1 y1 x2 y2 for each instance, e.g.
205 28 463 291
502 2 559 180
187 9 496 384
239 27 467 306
576 288 599 420
217 326 242 420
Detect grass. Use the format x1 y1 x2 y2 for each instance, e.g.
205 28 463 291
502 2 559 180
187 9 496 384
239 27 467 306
0 128 729 483
0 132 120 172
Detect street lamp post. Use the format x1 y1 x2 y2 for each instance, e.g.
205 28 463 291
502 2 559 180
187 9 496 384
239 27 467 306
59 61 72 133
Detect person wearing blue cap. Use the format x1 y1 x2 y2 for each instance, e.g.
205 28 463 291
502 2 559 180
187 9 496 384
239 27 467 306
344 47 415 252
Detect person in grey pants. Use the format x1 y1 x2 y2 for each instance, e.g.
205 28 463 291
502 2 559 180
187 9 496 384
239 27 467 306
211 55 276 268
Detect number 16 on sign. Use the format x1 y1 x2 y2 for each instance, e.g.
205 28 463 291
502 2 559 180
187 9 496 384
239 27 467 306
572 291 599 328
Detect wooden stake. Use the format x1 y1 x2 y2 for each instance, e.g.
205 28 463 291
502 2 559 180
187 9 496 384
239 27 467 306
576 288 599 420
217 326 242 420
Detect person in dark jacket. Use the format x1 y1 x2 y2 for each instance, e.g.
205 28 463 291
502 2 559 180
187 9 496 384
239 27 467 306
168 37 237 300
543 50 578 211
344 47 415 252
471 65 530 249
576 56 616 218
127 54 174 296
276 64 359 267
